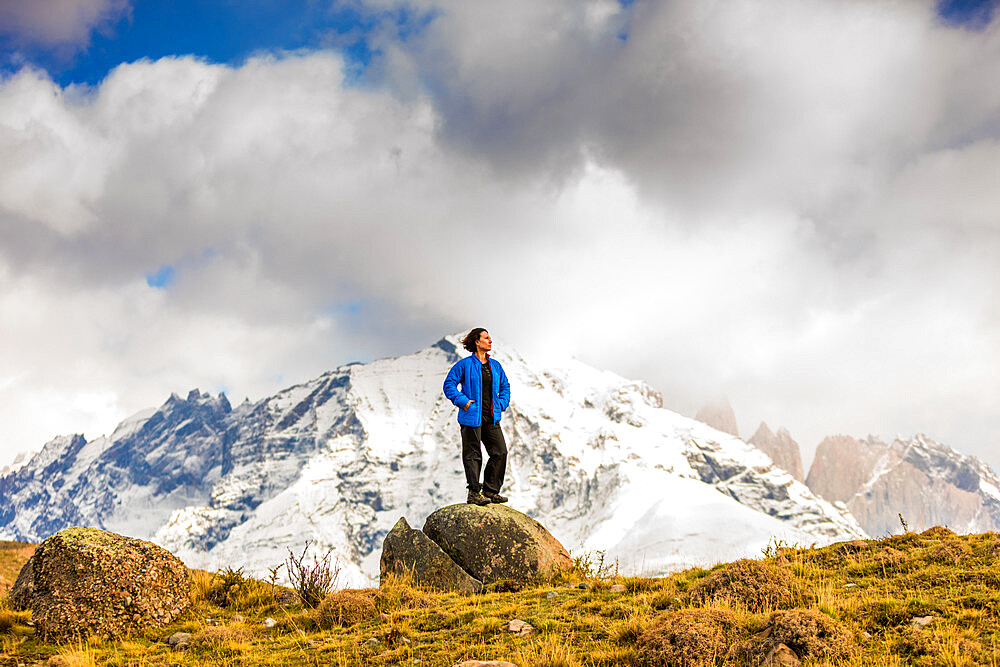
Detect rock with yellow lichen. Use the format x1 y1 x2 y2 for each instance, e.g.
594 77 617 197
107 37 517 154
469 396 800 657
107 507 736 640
12 526 190 640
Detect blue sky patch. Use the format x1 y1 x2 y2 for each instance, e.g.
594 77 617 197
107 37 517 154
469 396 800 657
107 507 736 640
937 0 999 27
145 264 176 289
0 0 435 87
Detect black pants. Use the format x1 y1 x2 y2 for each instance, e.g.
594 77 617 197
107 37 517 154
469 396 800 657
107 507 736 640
460 422 507 494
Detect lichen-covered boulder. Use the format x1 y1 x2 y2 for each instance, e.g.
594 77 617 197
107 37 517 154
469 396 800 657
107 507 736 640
9 552 35 610
23 526 191 640
380 517 483 593
422 504 571 585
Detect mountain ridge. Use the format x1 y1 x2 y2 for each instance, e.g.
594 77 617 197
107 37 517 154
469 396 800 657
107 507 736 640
1 334 863 584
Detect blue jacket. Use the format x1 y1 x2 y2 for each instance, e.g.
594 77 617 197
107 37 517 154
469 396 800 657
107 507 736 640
443 355 511 426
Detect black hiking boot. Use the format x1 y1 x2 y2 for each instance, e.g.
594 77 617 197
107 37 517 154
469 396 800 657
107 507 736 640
483 491 508 504
467 490 491 506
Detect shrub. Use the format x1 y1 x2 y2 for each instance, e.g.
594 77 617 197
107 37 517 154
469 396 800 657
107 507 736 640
374 580 434 613
686 559 801 611
623 577 658 593
730 609 855 663
926 538 973 564
482 579 523 593
286 542 340 608
896 627 983 663
189 569 216 605
513 635 582 667
637 608 742 666
189 624 253 649
0 607 17 633
921 526 956 539
571 550 618 581
207 567 247 607
314 589 377 628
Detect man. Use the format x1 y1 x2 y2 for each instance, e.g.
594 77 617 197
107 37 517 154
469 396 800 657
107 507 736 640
442 327 511 506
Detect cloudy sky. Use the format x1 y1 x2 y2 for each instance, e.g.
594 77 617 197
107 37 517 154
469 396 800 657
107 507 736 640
1 0 998 472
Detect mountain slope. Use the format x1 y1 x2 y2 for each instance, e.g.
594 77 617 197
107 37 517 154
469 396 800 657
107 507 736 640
1 335 864 584
807 433 1000 536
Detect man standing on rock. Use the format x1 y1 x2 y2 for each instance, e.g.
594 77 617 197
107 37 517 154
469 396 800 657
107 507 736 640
443 328 511 506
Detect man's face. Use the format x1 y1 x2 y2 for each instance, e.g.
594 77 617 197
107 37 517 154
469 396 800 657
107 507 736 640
477 331 492 352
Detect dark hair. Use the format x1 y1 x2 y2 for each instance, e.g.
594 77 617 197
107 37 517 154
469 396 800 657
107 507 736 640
462 328 488 353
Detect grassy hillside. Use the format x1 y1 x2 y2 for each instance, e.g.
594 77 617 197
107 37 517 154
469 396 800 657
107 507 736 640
2 527 999 665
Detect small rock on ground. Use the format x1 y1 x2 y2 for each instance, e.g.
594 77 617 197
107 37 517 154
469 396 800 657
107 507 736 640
507 619 534 636
545 591 559 599
454 662 517 667
762 643 801 667
911 615 934 629
363 637 380 648
609 584 626 593
167 632 192 646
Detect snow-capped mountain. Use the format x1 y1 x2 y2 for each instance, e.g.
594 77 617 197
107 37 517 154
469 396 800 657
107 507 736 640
807 433 1000 537
0 335 863 584
0 450 37 478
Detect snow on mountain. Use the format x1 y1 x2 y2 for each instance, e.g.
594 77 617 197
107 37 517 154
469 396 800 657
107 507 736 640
0 449 38 478
807 433 1000 536
0 335 864 584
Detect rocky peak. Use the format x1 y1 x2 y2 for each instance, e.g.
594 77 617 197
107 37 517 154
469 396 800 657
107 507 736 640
806 433 1000 537
749 422 805 481
695 397 739 437
805 435 887 504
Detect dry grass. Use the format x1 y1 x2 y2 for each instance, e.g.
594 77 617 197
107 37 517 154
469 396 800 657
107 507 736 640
685 558 804 611
0 540 34 593
315 589 378 628
637 608 742 666
3 529 1000 665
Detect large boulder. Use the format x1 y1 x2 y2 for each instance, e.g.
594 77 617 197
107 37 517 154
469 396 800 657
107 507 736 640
380 517 483 593
9 553 35 610
422 504 572 585
17 526 191 640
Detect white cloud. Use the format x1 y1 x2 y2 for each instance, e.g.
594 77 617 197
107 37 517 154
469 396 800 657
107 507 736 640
0 0 129 50
0 0 999 475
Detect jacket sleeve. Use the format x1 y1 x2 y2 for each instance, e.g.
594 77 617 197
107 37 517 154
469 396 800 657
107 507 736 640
443 361 471 408
497 364 511 411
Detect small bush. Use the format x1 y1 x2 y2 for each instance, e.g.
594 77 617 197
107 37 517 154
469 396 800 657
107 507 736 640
513 635 582 667
381 619 413 648
731 609 856 663
623 577 658 593
882 532 922 551
374 581 434 613
873 547 910 570
189 569 216 605
315 589 377 628
637 608 742 666
896 627 983 663
572 550 618 581
0 608 16 633
856 598 911 630
189 624 254 649
482 579 523 593
207 566 247 607
611 615 647 644
286 542 340 608
926 538 973 564
835 540 871 557
921 526 956 539
686 559 801 611
46 653 97 667
649 590 680 611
